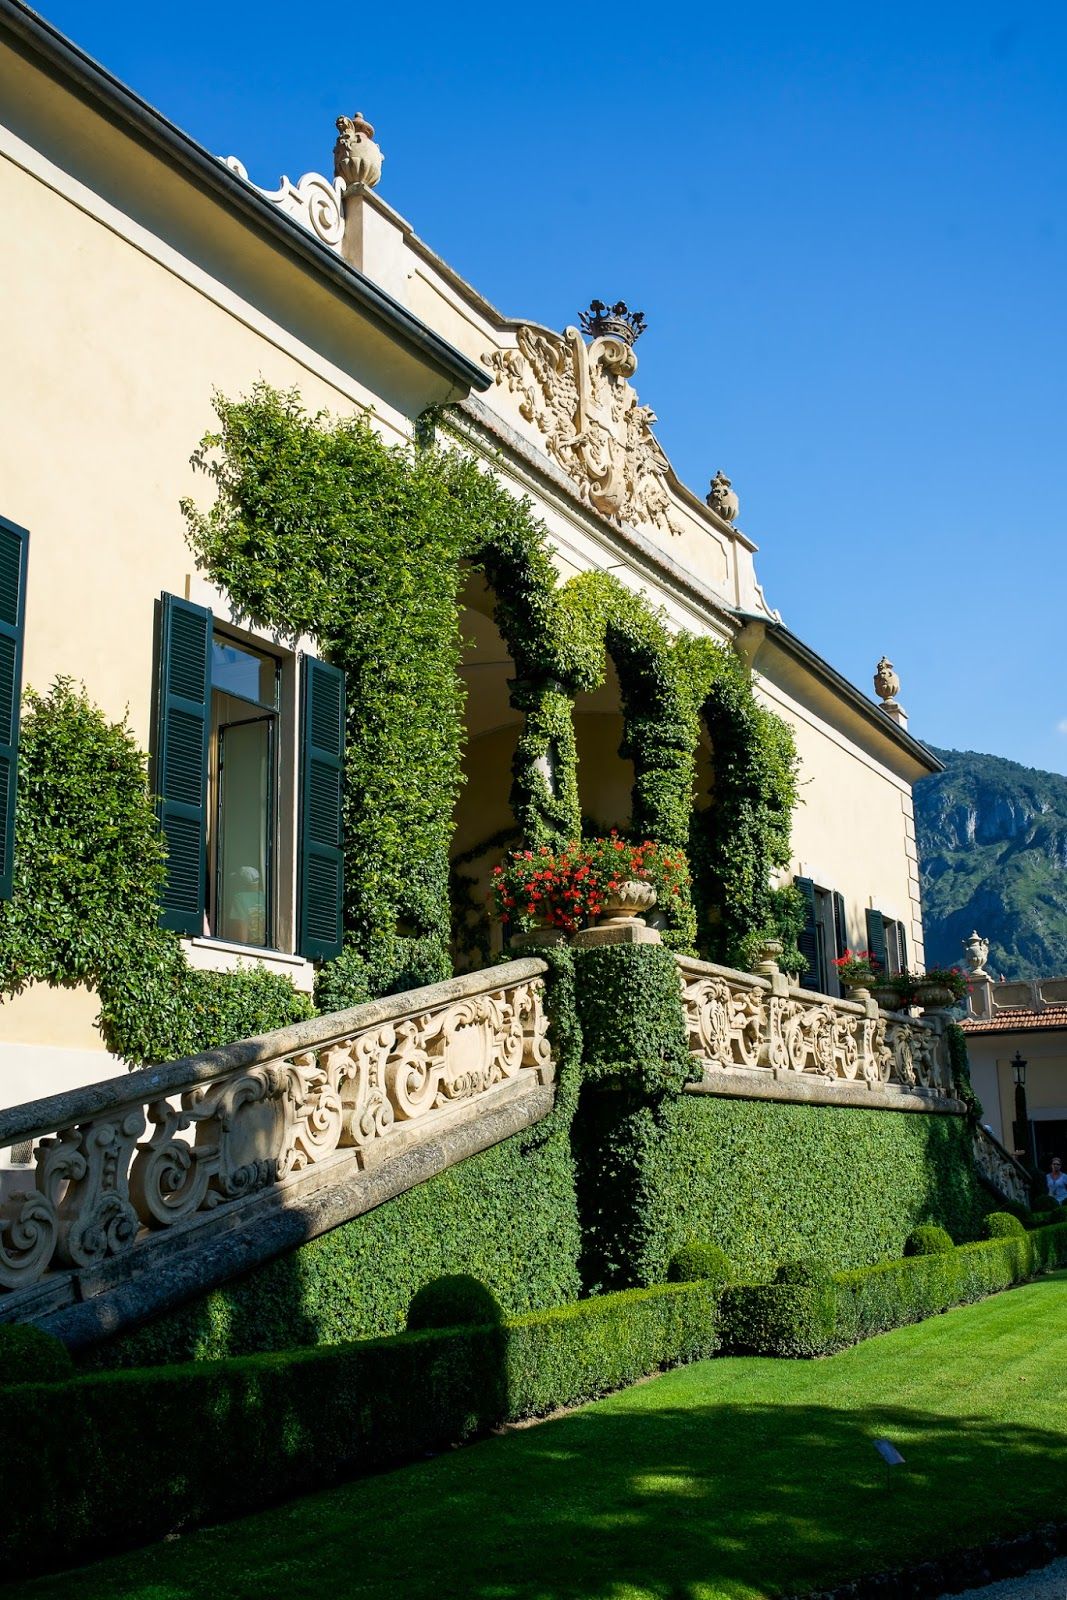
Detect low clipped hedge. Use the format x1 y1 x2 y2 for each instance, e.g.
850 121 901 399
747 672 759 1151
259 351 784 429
505 1280 719 1415
721 1221 1067 1358
0 1276 719 1577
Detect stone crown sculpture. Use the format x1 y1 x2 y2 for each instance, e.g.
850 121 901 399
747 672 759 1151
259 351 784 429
334 113 383 189
578 300 647 347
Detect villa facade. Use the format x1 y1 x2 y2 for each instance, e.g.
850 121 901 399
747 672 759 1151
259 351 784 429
0 0 938 1112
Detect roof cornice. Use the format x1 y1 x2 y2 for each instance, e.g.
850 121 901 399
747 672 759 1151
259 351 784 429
737 614 944 774
0 0 489 396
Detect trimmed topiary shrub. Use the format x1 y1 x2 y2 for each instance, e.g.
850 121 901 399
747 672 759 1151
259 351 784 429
666 1241 734 1286
719 1259 837 1358
0 1324 73 1386
1032 1193 1058 1214
721 1222 1067 1358
904 1224 954 1256
407 1275 504 1331
984 1211 1027 1239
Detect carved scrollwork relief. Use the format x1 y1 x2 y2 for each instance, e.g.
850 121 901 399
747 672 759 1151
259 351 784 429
0 974 552 1296
482 324 681 540
681 976 763 1069
222 158 346 250
679 962 955 1105
972 1125 1029 1207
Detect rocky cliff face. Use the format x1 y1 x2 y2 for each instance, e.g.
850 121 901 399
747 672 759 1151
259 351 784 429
915 747 1067 979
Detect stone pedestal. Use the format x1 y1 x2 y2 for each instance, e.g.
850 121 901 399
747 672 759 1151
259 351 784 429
572 918 661 949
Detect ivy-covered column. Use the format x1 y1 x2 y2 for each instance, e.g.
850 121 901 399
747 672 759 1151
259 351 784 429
570 944 694 1291
507 676 581 849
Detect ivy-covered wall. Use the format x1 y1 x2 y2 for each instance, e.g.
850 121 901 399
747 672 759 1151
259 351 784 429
86 948 988 1367
181 387 802 996
0 681 311 1065
575 1092 988 1290
569 947 987 1290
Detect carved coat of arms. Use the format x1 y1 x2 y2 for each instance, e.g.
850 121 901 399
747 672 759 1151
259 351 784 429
483 303 680 538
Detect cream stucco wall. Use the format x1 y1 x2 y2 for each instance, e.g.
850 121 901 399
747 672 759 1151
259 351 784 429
0 26 938 1111
0 50 462 1084
754 646 926 969
0 149 414 740
962 1033 1067 1153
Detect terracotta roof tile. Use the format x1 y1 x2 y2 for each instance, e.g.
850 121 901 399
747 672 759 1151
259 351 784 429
960 1007 1067 1035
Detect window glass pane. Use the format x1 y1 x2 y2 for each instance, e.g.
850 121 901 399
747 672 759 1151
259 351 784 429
217 717 272 946
212 637 278 707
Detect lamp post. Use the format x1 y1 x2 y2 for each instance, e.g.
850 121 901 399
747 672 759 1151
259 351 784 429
1010 1051 1033 1166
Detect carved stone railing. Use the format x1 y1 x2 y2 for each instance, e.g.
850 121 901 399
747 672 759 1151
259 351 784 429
678 956 958 1109
971 1123 1031 1207
0 960 551 1307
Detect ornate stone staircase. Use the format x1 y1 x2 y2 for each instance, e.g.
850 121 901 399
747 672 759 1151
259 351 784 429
0 950 1020 1349
0 959 553 1347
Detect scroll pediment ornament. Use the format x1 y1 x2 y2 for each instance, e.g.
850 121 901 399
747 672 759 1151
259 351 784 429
482 301 681 538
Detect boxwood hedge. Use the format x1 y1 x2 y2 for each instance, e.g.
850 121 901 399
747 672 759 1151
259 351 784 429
2 1277 719 1578
720 1221 1067 1357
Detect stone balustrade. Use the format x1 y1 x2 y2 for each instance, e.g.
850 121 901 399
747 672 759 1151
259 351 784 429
678 955 958 1110
0 960 551 1304
971 1123 1031 1207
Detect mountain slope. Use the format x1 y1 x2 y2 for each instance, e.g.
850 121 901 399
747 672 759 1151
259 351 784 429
914 746 1067 980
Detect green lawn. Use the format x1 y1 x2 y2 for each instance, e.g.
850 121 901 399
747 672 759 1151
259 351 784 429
8 1273 1067 1600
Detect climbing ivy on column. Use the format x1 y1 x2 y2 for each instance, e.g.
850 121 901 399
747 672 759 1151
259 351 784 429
183 387 469 999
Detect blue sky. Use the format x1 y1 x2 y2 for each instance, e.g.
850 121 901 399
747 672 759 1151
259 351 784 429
39 0 1067 771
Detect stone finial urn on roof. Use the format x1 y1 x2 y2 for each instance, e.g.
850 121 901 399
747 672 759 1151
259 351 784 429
334 113 383 188
706 470 739 524
874 656 908 730
874 656 900 704
963 930 990 977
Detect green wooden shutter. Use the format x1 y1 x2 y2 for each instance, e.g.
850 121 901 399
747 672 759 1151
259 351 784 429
865 908 888 977
0 517 29 902
832 891 849 960
897 921 908 975
156 594 211 935
794 876 821 991
299 655 345 961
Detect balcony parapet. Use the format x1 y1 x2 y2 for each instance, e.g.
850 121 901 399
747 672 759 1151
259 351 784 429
677 955 962 1114
0 960 551 1332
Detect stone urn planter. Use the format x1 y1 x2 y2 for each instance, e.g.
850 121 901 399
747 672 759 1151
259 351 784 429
573 880 661 948
913 981 957 1013
839 975 872 1002
870 982 902 1011
600 879 657 924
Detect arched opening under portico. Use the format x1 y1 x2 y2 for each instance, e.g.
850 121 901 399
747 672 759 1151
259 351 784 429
449 571 521 971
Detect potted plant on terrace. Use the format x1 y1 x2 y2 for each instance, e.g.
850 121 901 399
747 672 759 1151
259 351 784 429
489 834 689 945
490 844 603 945
833 949 877 999
910 966 969 1013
